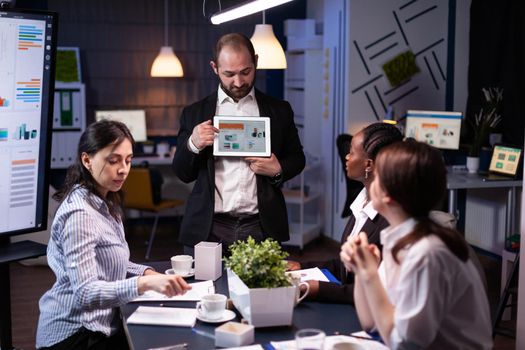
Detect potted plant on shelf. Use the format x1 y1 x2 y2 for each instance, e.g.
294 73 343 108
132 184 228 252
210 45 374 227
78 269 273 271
224 237 296 327
467 87 503 173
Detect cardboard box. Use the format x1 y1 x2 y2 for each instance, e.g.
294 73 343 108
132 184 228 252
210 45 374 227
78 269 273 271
215 321 254 348
195 241 222 281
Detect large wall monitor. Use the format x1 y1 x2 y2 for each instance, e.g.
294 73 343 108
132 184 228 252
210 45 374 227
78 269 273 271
0 8 58 237
404 110 462 150
95 110 148 142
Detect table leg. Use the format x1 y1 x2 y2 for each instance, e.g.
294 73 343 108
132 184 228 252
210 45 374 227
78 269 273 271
448 189 458 220
506 187 516 239
0 263 13 350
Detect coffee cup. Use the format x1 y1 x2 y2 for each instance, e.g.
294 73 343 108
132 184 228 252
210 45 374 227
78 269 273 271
170 255 194 275
295 328 325 350
287 272 310 306
196 293 227 320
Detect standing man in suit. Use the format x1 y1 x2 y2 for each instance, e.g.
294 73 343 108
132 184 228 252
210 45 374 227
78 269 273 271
172 33 305 255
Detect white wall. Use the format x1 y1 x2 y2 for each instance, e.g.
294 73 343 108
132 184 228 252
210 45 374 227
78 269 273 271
319 0 470 240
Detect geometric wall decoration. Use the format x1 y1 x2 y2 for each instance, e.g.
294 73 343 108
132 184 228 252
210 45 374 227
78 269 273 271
349 0 449 133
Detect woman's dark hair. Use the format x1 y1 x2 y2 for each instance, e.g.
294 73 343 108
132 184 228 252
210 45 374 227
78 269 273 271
213 33 257 66
53 120 134 219
375 139 469 262
361 122 403 160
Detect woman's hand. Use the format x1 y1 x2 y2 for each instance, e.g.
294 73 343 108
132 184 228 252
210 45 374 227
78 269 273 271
340 232 380 279
286 260 301 271
138 275 192 297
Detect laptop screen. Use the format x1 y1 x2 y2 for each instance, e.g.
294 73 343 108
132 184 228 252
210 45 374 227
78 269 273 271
489 145 522 176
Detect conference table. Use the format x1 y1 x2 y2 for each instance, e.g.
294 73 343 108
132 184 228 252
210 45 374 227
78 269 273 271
121 262 365 350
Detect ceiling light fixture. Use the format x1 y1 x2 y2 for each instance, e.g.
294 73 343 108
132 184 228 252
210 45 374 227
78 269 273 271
210 0 293 25
151 0 184 77
250 11 287 69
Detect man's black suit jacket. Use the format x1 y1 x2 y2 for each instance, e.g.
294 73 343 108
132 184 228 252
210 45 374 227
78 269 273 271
302 213 389 304
172 89 305 246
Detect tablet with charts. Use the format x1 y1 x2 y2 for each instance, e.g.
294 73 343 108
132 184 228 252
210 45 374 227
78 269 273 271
213 116 271 156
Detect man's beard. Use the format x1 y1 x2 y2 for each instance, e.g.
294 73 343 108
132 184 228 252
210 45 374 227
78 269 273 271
219 78 255 101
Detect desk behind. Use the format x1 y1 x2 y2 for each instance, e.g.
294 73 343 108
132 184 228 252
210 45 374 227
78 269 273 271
121 263 362 350
446 169 522 253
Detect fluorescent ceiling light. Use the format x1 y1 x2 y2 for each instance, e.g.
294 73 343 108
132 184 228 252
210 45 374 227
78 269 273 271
210 0 294 25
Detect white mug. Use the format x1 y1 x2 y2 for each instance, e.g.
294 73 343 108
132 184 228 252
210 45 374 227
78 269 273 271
196 293 227 320
170 255 193 275
287 272 310 306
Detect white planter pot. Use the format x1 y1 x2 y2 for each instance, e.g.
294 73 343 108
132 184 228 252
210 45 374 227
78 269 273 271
466 156 480 173
227 269 296 327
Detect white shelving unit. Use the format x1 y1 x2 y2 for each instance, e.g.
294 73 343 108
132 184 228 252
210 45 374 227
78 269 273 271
282 19 324 249
50 83 86 169
282 161 322 249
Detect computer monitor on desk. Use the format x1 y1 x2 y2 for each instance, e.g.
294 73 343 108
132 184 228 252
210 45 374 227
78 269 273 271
404 110 462 150
95 110 147 142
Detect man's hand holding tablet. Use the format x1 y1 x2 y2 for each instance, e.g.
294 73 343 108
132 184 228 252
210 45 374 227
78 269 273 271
245 153 282 178
191 119 219 151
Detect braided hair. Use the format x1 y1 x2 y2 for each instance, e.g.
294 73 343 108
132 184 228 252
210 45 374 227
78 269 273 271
361 123 403 160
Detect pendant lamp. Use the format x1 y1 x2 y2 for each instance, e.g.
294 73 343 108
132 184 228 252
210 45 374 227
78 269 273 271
250 11 287 69
151 0 183 77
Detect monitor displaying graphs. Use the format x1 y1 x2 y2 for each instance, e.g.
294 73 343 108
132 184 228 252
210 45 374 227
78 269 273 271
404 110 462 150
0 9 57 237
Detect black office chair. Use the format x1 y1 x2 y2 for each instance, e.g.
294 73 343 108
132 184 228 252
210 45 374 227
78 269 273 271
336 134 363 218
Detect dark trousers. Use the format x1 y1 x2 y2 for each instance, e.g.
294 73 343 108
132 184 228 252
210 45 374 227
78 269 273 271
39 327 129 350
185 213 267 257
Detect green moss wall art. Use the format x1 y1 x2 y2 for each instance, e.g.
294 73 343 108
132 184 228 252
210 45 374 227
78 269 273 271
382 50 420 87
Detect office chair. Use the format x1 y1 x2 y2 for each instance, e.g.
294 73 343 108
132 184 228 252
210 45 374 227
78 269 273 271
122 168 184 260
336 134 363 218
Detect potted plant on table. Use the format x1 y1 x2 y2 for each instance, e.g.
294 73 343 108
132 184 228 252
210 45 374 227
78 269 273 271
467 87 503 173
224 237 296 327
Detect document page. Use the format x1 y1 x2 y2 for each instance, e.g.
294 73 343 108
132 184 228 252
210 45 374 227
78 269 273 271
132 280 214 302
290 267 330 282
271 335 388 350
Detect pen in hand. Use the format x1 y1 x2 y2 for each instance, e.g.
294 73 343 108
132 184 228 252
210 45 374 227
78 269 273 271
147 342 188 350
191 327 215 339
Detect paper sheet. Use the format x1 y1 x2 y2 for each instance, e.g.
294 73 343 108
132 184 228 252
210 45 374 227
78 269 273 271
290 267 330 282
271 335 388 350
127 306 196 327
132 280 214 302
221 346 264 350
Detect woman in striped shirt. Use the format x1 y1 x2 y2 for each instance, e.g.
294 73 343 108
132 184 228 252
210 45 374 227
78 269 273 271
37 120 191 349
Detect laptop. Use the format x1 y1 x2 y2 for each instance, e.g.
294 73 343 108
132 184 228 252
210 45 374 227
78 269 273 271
482 144 523 181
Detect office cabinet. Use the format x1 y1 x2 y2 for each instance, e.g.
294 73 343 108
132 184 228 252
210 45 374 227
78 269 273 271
282 160 322 249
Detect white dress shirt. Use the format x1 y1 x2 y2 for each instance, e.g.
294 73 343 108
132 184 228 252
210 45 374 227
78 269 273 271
377 218 493 350
349 188 378 238
189 85 259 214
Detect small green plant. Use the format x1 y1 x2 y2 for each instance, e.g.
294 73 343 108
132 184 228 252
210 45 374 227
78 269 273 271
468 87 503 157
224 237 291 289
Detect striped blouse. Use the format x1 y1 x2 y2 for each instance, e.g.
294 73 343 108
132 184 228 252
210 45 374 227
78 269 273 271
36 186 150 348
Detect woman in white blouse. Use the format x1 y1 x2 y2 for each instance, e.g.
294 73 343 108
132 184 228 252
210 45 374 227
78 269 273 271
37 120 191 350
340 140 492 350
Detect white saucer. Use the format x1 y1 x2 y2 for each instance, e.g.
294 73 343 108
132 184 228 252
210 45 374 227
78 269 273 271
164 268 195 278
196 309 236 323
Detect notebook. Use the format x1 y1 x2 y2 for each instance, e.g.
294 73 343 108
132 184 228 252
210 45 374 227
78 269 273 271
482 144 523 181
